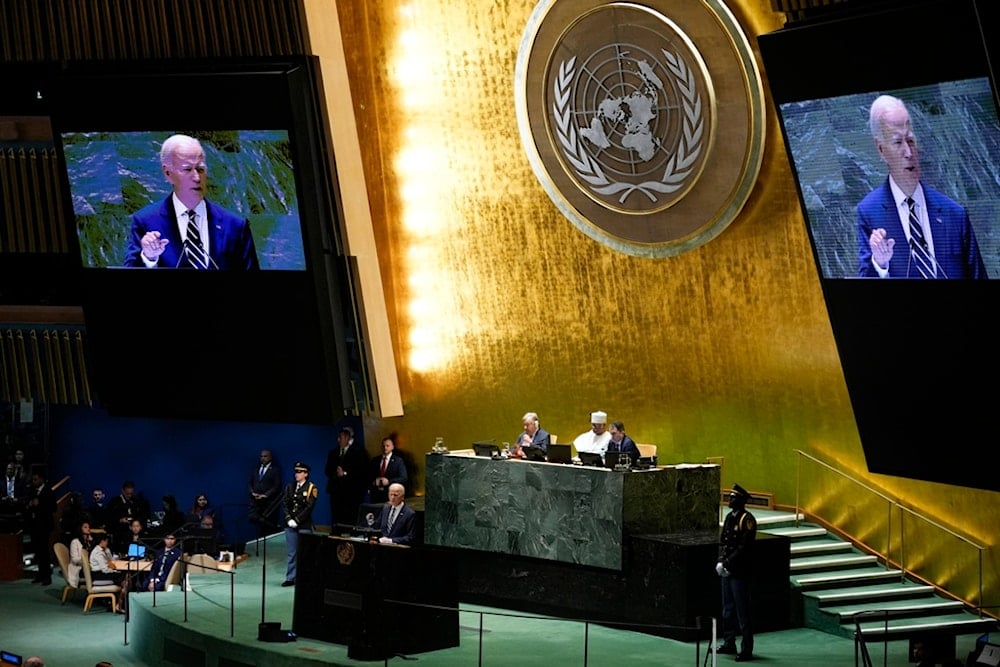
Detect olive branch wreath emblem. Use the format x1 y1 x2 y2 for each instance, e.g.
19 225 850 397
552 50 704 204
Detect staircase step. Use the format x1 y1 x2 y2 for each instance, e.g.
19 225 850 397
852 614 999 642
790 539 854 556
826 598 965 621
806 583 937 606
763 526 829 540
793 568 903 590
790 553 878 572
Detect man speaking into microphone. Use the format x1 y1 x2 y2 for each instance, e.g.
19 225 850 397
856 95 987 279
123 133 259 270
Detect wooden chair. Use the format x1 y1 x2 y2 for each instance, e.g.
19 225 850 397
184 552 223 575
52 542 79 605
550 434 558 444
636 443 657 459
80 548 121 613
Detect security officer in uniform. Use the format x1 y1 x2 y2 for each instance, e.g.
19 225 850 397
281 461 318 587
716 483 757 661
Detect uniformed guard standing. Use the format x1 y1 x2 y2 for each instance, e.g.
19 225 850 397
281 461 318 587
716 483 757 662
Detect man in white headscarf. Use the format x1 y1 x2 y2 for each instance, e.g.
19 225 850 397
572 411 611 456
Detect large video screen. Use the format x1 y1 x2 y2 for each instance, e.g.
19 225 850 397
63 129 306 271
41 58 354 423
761 0 1000 492
779 78 1000 280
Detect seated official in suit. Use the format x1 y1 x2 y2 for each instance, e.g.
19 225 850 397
511 411 551 459
857 95 987 279
369 436 409 504
123 134 259 270
606 420 640 463
141 532 182 592
373 483 417 546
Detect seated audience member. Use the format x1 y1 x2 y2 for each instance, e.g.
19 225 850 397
9 447 29 483
85 487 109 530
374 483 417 546
125 518 148 552
606 420 640 464
68 520 96 588
369 436 409 504
107 480 148 548
2 461 26 507
89 533 129 611
141 532 182 592
158 494 186 535
184 513 219 555
24 658 45 667
187 492 215 524
59 491 88 545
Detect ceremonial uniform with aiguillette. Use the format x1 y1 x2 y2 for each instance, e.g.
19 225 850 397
716 483 757 662
281 461 318 587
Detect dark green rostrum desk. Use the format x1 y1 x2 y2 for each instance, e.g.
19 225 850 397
424 452 721 570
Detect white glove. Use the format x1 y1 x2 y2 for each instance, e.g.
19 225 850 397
287 519 298 528
716 562 729 577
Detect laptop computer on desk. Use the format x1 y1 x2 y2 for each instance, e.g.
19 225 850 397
604 451 631 469
126 543 146 560
578 452 604 467
473 442 501 458
546 443 572 464
522 445 547 462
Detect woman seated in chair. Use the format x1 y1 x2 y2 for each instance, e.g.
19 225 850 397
68 520 95 588
89 533 129 612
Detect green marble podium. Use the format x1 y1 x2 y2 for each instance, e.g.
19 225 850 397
424 453 720 569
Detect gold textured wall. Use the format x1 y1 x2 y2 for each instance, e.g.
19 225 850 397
312 0 998 609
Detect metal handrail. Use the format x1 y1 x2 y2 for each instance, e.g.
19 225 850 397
793 449 986 617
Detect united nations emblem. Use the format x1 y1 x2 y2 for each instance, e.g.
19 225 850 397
337 541 355 565
515 0 765 257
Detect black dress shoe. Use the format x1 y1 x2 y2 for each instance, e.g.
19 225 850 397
716 643 737 655
735 653 754 662
280 579 295 587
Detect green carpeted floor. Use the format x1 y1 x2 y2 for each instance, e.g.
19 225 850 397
0 533 986 666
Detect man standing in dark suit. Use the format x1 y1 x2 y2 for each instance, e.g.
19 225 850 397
324 426 368 527
375 483 417 546
369 436 409 504
282 461 318 587
123 134 259 270
248 449 282 530
26 471 56 585
857 95 987 279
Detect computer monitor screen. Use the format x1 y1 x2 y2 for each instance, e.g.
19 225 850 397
473 442 500 458
62 129 306 271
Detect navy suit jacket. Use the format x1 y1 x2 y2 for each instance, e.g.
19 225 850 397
124 196 260 270
368 454 409 503
856 180 987 279
377 503 417 545
513 427 551 454
606 435 640 461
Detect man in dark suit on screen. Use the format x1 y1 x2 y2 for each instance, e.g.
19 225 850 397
123 133 259 270
857 95 987 279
